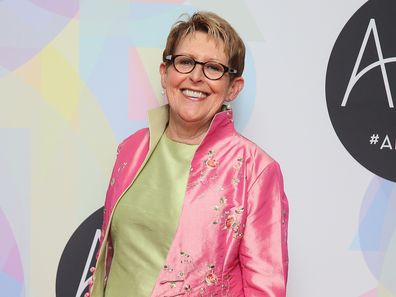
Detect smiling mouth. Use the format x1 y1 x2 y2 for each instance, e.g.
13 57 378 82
182 89 209 99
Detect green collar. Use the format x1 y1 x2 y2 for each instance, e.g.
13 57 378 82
147 105 169 153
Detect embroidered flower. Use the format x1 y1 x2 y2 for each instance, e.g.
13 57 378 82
190 149 221 187
225 214 236 229
205 272 218 286
203 150 217 168
206 158 218 168
213 203 245 239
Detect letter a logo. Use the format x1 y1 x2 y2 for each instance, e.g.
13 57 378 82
341 19 395 108
326 0 396 183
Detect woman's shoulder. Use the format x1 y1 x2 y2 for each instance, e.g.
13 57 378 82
118 128 150 151
232 131 281 174
231 133 286 195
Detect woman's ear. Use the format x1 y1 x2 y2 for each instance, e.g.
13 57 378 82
225 76 244 102
159 62 167 89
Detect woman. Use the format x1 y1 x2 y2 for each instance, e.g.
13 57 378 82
88 11 288 297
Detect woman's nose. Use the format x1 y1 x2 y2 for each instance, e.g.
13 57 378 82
189 64 205 82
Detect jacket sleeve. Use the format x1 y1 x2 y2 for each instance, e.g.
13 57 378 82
239 161 289 297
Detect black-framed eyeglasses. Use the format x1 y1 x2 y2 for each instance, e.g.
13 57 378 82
165 54 238 80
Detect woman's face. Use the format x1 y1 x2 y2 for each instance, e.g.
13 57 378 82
160 31 244 129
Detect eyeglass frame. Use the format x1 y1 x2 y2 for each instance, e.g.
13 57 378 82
164 54 238 80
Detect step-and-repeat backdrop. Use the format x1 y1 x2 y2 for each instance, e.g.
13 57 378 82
1 0 395 296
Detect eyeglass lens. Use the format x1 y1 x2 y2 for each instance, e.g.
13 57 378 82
174 56 225 80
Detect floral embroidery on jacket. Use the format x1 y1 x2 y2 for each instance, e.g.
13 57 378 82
205 150 218 168
205 272 218 286
212 196 227 225
212 196 245 239
223 207 244 239
231 157 243 187
204 264 218 287
192 150 219 187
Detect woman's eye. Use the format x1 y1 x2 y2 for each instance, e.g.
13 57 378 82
206 63 223 72
179 58 194 65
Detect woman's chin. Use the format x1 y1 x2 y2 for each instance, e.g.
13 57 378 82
178 113 207 125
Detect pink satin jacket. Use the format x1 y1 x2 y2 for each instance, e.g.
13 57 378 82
90 105 289 297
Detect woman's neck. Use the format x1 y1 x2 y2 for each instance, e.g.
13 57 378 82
165 117 211 145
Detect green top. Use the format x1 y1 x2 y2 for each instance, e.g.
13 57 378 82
104 132 198 297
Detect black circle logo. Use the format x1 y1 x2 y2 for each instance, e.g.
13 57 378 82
56 208 103 297
326 0 396 182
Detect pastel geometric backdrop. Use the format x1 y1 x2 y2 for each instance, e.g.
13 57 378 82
0 0 394 296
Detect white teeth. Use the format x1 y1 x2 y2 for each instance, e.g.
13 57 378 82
182 89 207 98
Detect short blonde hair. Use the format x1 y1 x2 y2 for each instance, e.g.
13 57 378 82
162 11 246 78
